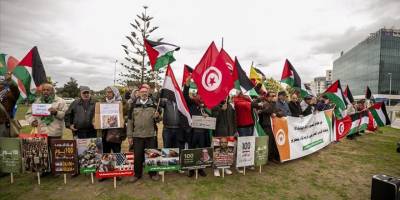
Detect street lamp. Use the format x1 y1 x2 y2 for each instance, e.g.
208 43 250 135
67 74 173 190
388 73 392 106
114 60 118 86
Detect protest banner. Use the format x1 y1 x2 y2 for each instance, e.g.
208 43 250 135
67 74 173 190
144 148 180 172
180 148 213 170
50 140 78 175
95 153 134 178
94 102 124 129
0 138 22 176
77 138 103 174
236 136 255 168
19 134 49 173
254 136 269 167
271 110 333 162
191 115 216 130
212 136 236 168
31 103 52 116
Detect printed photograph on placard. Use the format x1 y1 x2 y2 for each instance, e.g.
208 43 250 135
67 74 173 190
180 147 213 170
212 136 236 168
0 137 22 173
96 153 134 178
19 134 49 173
144 148 180 172
77 138 103 174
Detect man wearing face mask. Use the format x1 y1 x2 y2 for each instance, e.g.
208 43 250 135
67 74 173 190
127 85 162 183
26 83 68 141
65 86 96 139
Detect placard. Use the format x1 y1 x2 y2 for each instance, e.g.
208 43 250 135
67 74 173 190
95 153 134 178
144 148 180 172
191 115 216 130
236 136 255 168
94 102 124 129
77 138 103 174
0 137 22 173
31 103 52 116
50 140 78 174
19 134 49 173
212 136 236 168
180 148 213 170
254 136 269 166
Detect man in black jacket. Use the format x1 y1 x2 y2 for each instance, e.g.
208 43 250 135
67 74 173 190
65 86 97 139
288 94 302 117
159 97 184 149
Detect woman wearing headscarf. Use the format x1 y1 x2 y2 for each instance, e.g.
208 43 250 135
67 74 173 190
101 86 126 154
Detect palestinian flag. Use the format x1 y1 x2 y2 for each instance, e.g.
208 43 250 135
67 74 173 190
0 54 19 76
367 111 378 132
347 113 361 136
233 57 254 93
13 47 47 101
281 59 301 88
343 85 354 104
323 80 347 118
335 115 352 141
160 66 192 125
144 39 180 71
358 110 369 132
369 102 391 127
365 86 372 100
253 112 266 136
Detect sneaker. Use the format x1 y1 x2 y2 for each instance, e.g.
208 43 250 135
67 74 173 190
249 166 255 170
150 174 160 181
188 170 195 177
198 169 206 177
225 168 233 175
128 176 140 183
236 168 243 174
213 169 221 177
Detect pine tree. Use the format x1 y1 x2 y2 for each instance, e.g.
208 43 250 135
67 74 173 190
119 6 163 87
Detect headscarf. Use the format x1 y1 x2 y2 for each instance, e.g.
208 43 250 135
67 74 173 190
106 86 122 103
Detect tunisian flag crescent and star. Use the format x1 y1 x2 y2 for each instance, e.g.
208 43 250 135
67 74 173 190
192 42 234 109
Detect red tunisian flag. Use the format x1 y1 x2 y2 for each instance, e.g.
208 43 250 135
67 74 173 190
192 42 234 109
219 48 235 72
335 115 352 141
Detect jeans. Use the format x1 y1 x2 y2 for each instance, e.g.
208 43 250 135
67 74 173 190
237 126 254 137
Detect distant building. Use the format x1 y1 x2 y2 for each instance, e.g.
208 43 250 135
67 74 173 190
309 70 332 96
333 28 400 104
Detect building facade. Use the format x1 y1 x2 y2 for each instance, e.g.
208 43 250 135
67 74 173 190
333 28 400 102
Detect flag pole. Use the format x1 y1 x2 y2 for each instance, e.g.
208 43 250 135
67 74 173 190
221 37 224 49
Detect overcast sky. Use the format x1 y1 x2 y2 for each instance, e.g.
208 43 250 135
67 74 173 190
1 0 399 90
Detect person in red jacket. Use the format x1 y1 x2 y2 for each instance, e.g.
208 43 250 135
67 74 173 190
233 92 258 137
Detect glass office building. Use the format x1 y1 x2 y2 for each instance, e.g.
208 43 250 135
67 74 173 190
333 28 400 100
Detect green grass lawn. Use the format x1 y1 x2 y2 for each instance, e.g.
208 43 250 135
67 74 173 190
1 106 400 200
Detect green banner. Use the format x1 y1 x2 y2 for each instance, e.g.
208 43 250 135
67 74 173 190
0 138 22 173
254 136 268 166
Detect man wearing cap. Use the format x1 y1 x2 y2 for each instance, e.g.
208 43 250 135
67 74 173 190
276 91 291 117
127 85 162 183
65 86 97 139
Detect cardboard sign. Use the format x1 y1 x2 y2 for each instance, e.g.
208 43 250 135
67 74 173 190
96 153 134 178
19 134 49 173
31 103 52 116
236 136 255 168
0 137 22 173
77 138 103 174
144 148 180 172
191 115 216 130
50 140 78 174
180 148 213 170
254 136 269 166
212 137 236 168
94 102 124 129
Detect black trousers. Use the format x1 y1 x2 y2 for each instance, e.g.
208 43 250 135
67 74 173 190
75 129 97 139
265 126 280 161
189 129 210 148
162 128 185 149
103 141 121 153
130 137 157 178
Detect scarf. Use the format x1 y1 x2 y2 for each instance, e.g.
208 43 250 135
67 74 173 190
106 86 122 103
40 95 55 125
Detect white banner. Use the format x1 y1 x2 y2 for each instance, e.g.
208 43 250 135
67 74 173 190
236 136 255 167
